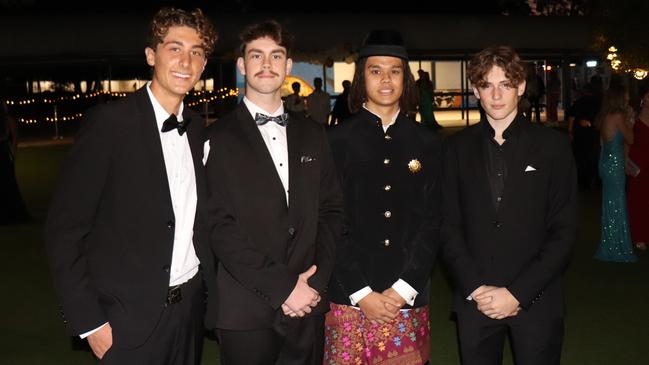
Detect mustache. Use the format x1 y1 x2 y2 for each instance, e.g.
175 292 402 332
254 70 280 77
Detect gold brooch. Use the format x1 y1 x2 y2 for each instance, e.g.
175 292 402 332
408 159 422 173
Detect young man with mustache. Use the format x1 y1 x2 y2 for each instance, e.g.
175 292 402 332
204 20 343 365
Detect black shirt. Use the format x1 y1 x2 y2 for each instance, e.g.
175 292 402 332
481 115 524 211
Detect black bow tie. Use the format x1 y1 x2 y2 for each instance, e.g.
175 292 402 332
255 112 289 127
161 114 189 136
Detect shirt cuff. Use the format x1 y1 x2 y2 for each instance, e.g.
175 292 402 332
349 286 372 306
392 279 418 306
79 322 108 339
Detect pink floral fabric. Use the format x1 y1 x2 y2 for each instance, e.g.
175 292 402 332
324 303 430 365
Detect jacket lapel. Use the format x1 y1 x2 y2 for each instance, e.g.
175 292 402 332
470 125 497 217
234 103 288 209
500 122 531 215
134 88 174 218
286 116 302 221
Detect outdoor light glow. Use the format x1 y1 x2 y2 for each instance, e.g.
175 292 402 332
569 63 576 67
633 69 648 80
586 60 598 68
608 46 618 52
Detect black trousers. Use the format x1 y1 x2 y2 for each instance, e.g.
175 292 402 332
216 314 325 365
456 308 564 365
100 275 205 365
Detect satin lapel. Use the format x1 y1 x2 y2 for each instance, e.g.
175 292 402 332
234 104 288 209
134 88 174 217
470 126 497 217
286 117 302 222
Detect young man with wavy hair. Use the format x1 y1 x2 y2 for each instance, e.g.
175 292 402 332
442 46 577 365
46 7 217 364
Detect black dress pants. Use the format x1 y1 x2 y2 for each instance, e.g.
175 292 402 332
456 308 564 365
216 314 325 365
100 275 205 365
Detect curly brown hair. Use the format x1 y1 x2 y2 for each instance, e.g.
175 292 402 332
349 57 419 116
148 7 218 57
238 20 294 56
468 46 526 88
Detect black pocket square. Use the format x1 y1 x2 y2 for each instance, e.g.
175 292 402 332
300 155 316 163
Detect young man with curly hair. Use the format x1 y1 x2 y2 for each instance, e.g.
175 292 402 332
45 7 217 364
442 46 577 365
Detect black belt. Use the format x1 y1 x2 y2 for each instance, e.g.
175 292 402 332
166 274 197 305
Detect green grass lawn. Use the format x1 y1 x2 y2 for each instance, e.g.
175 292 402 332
1 142 647 364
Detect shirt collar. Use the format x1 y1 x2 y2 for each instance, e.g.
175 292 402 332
362 103 400 127
243 96 285 121
481 112 525 141
146 82 184 130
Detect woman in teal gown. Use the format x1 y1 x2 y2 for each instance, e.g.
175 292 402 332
594 85 637 262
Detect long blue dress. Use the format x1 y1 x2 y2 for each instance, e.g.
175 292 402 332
595 132 637 262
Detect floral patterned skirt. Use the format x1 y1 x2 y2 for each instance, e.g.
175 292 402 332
324 303 430 365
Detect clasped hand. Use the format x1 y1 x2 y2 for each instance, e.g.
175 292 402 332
472 285 521 320
282 265 321 318
358 288 407 324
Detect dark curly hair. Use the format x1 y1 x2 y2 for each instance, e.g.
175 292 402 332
238 20 294 56
148 7 218 57
468 46 526 88
348 57 418 115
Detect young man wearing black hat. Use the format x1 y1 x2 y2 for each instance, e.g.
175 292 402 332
325 30 442 364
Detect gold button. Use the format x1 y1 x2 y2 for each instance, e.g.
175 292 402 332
384 135 392 140
384 185 392 191
383 239 390 246
384 211 392 218
383 158 390 165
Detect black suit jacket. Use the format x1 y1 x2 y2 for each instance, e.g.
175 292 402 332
45 87 216 347
442 115 577 317
327 110 442 308
205 103 344 330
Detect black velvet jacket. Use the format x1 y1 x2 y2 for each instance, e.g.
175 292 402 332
327 109 442 308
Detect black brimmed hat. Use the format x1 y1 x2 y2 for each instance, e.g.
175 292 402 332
358 29 408 60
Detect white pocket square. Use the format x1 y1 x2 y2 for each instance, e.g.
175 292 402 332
524 165 536 172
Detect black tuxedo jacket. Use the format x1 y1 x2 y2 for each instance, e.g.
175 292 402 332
205 102 344 330
45 87 216 347
442 116 577 317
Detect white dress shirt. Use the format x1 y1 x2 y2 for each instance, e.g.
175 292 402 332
80 84 200 339
243 96 290 205
147 84 200 287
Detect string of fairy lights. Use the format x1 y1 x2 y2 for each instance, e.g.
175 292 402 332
606 46 648 80
8 88 240 125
